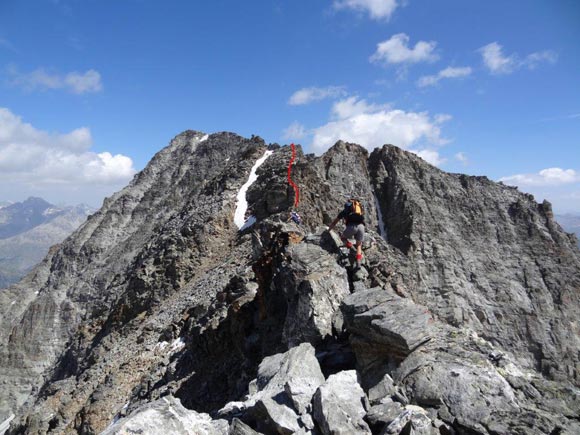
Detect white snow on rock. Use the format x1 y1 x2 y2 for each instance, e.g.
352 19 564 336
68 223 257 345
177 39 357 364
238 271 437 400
200 134 209 142
153 338 185 355
0 413 15 435
234 150 273 229
169 337 185 353
374 193 387 240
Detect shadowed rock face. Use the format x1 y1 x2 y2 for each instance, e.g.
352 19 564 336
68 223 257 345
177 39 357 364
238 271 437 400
0 132 579 435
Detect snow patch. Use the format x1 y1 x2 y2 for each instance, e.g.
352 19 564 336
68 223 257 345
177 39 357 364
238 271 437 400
154 341 169 352
374 193 387 240
199 134 209 143
169 337 185 353
42 207 60 217
234 150 273 229
0 413 15 435
154 338 185 354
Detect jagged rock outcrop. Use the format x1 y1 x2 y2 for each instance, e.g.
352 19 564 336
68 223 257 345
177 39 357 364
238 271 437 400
369 145 580 381
0 131 579 435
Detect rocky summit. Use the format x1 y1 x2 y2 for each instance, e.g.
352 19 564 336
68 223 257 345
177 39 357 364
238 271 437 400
1 131 579 435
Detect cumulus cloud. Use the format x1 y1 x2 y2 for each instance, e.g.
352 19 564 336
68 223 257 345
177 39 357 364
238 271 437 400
478 42 557 75
417 66 472 87
333 0 400 20
499 168 580 187
288 86 346 106
282 122 307 140
0 108 135 192
311 96 450 161
370 33 439 66
7 66 103 94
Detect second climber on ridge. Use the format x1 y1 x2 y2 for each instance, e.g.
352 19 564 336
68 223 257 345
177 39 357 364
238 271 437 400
328 199 365 268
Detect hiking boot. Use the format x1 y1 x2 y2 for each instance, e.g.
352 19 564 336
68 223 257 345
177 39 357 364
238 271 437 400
355 254 363 269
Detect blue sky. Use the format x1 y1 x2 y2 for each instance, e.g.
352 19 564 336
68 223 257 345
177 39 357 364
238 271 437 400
0 0 579 212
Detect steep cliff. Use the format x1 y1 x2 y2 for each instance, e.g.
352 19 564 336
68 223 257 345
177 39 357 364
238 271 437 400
0 131 579 435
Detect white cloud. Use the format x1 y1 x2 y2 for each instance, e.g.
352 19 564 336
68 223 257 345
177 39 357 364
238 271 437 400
455 152 468 165
500 168 580 187
408 148 446 166
282 122 307 140
479 42 557 75
7 66 103 94
288 86 346 105
333 0 400 20
0 108 135 201
370 33 439 66
417 66 472 87
311 96 450 155
522 50 558 69
64 70 103 94
478 42 516 75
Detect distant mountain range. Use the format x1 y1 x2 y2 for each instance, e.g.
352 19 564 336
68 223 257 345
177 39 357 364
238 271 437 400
556 214 580 246
0 197 94 288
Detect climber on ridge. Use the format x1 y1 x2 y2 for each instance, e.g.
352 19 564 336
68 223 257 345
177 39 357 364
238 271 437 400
328 199 365 268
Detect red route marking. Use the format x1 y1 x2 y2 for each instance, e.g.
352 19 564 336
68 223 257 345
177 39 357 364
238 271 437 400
287 143 300 207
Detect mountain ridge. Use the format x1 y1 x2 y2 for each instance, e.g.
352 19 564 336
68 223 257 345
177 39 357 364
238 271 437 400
0 200 94 289
1 131 579 434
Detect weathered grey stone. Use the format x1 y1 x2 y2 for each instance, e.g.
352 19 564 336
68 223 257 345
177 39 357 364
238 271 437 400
101 396 228 435
313 370 371 435
367 373 396 405
253 398 301 435
365 399 403 431
256 343 325 406
220 343 324 432
229 418 262 435
369 144 580 382
279 243 350 346
342 287 435 359
381 405 433 435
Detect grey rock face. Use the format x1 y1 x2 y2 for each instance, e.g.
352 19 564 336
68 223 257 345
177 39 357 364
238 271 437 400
278 243 350 346
0 132 579 435
342 288 434 361
369 145 580 381
101 396 228 435
229 418 262 435
556 213 580 247
312 370 371 435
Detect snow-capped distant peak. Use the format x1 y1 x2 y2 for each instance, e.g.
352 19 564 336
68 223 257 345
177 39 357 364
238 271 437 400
42 207 62 216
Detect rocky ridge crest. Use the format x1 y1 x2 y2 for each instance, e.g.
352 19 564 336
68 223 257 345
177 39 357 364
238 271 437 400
0 131 579 434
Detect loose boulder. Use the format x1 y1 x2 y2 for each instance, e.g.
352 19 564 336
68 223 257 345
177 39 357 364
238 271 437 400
313 370 371 435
